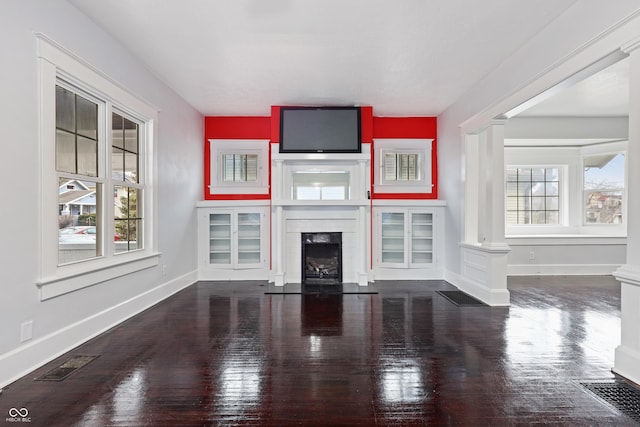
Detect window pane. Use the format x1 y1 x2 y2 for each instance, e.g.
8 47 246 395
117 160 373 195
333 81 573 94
296 186 321 200
56 86 75 132
505 168 519 182
585 191 623 224
223 155 234 181
531 183 547 197
112 146 124 180
114 187 141 252
517 168 531 179
76 95 97 139
584 153 624 224
531 211 547 224
584 154 625 189
546 211 559 224
531 168 545 181
321 186 346 200
124 151 138 183
234 155 244 181
384 154 397 180
505 182 518 196
517 182 531 193
56 130 76 173
77 136 98 177
124 118 138 153
546 196 559 211
530 196 546 210
546 182 559 196
245 155 258 181
58 180 101 264
112 113 124 149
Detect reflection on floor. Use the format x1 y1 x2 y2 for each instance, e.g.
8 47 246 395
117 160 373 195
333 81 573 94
3 276 638 426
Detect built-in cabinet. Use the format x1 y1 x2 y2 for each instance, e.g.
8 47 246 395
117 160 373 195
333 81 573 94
374 204 444 280
197 203 269 280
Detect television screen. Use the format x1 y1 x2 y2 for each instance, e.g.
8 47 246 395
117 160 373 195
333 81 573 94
279 107 361 153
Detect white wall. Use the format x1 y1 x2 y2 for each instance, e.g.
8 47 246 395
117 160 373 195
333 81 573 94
0 0 202 388
438 1 640 279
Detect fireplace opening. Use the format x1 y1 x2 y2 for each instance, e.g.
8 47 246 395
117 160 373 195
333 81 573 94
301 232 342 285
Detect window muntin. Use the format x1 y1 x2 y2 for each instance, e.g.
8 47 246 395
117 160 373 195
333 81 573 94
506 167 560 225
584 153 624 224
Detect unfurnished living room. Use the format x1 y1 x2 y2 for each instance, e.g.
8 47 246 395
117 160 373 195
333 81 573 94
2 1 640 425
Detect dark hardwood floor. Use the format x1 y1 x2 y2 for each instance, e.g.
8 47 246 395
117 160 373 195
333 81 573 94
2 276 637 426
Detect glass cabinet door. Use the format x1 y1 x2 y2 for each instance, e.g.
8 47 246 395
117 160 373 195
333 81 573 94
209 213 231 264
410 212 433 265
381 212 405 264
236 212 261 265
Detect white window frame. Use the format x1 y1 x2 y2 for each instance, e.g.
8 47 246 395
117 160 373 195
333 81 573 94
505 165 566 229
505 141 627 237
37 35 159 300
374 139 433 193
209 139 269 195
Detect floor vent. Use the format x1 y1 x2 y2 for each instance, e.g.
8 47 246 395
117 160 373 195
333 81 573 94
581 381 640 423
35 355 99 382
436 290 486 306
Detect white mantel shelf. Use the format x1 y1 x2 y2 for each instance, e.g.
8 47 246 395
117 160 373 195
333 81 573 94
271 200 369 207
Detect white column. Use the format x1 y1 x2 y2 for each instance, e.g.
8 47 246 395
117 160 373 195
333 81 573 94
613 38 640 384
458 121 510 306
483 119 508 249
463 133 480 244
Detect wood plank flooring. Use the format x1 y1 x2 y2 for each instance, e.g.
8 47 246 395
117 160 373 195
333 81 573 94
1 276 637 426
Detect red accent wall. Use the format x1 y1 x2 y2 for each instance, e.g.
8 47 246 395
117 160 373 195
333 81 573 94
203 116 271 200
203 110 437 201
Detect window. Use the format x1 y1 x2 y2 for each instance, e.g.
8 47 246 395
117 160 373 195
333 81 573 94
384 153 420 181
504 142 626 236
584 153 624 224
208 139 269 195
112 112 142 252
223 154 258 182
374 139 433 194
292 171 350 201
506 167 560 225
38 35 158 300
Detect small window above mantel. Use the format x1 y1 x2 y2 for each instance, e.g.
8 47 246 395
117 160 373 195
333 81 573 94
208 139 269 195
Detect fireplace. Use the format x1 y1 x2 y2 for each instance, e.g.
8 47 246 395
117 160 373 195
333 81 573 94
301 232 342 285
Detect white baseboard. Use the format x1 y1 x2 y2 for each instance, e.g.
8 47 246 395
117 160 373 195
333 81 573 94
508 263 620 276
613 344 640 386
0 270 197 389
445 270 510 306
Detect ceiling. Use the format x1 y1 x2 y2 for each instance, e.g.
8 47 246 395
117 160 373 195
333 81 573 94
67 0 624 117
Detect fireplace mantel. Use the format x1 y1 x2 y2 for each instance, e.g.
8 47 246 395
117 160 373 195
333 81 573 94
270 145 371 286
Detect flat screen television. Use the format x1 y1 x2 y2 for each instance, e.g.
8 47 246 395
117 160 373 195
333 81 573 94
279 106 361 153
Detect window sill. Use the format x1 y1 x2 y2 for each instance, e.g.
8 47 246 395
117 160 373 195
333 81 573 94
506 235 626 246
37 252 160 300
